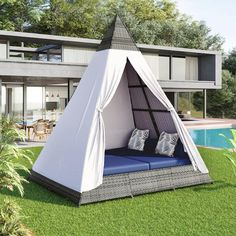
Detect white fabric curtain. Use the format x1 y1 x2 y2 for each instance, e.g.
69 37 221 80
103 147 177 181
128 51 208 173
80 51 127 191
33 50 117 193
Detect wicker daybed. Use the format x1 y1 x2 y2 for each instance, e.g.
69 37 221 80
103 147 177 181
30 15 213 205
30 139 212 205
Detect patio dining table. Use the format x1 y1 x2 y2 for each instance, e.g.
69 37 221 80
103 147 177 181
17 120 36 141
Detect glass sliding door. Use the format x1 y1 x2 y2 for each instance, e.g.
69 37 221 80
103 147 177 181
177 92 203 118
4 85 23 120
45 86 68 122
26 87 45 121
12 86 23 119
1 85 6 114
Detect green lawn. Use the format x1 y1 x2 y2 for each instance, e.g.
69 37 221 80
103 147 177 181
1 147 236 236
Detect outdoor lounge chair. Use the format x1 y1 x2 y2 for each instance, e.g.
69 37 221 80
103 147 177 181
30 15 212 205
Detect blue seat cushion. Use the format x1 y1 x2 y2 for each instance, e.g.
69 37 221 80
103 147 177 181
125 155 191 170
103 155 149 176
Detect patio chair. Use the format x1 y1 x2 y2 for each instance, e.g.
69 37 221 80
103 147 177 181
15 123 24 130
45 120 54 136
33 122 47 141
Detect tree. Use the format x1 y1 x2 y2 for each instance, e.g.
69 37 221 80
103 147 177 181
29 0 223 50
0 0 45 31
31 0 102 38
223 48 236 75
94 0 223 50
206 70 236 118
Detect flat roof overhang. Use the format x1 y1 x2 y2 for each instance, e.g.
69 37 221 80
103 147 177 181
0 76 75 86
0 30 221 56
0 60 86 81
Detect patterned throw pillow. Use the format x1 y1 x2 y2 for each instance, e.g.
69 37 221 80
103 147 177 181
128 128 150 151
155 131 179 157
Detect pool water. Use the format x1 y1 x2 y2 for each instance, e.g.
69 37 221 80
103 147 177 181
189 128 234 149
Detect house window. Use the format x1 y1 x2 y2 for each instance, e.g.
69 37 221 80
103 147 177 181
177 91 203 118
159 56 170 80
172 57 186 81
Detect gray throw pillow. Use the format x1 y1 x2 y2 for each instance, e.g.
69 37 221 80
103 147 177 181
128 128 149 151
155 131 178 156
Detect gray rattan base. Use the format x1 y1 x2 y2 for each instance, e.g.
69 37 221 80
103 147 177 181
30 165 212 206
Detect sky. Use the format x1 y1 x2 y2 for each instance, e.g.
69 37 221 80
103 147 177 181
175 0 236 52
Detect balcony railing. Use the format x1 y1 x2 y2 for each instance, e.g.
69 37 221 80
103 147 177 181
8 44 62 63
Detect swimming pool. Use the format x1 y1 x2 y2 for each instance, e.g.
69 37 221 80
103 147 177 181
189 128 235 149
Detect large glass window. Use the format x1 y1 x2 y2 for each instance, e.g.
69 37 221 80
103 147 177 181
1 84 69 122
11 86 23 119
26 86 68 122
3 85 23 119
177 91 203 118
172 57 186 81
26 87 45 121
185 57 198 81
45 86 68 122
159 56 170 80
1 85 6 114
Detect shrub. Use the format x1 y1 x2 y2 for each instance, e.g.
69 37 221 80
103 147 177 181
0 117 33 236
219 129 236 176
0 199 32 236
0 117 32 196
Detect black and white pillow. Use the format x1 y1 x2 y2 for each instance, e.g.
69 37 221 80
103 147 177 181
155 131 178 156
128 128 149 151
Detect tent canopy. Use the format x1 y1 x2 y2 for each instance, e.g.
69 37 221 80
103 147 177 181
32 16 208 193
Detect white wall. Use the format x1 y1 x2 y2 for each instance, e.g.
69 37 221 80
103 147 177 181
143 53 170 80
159 56 170 80
143 53 159 78
103 70 135 149
0 43 7 59
63 46 96 64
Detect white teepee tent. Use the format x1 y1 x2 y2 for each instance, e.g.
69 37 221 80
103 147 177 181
32 16 209 196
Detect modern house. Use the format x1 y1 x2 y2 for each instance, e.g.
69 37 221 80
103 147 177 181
0 30 222 122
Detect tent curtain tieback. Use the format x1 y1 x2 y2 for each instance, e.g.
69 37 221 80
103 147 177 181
167 107 175 112
97 108 103 113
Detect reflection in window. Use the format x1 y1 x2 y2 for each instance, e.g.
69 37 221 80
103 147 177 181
25 86 69 122
45 86 68 122
12 86 23 119
1 85 6 114
177 92 203 118
26 87 45 121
